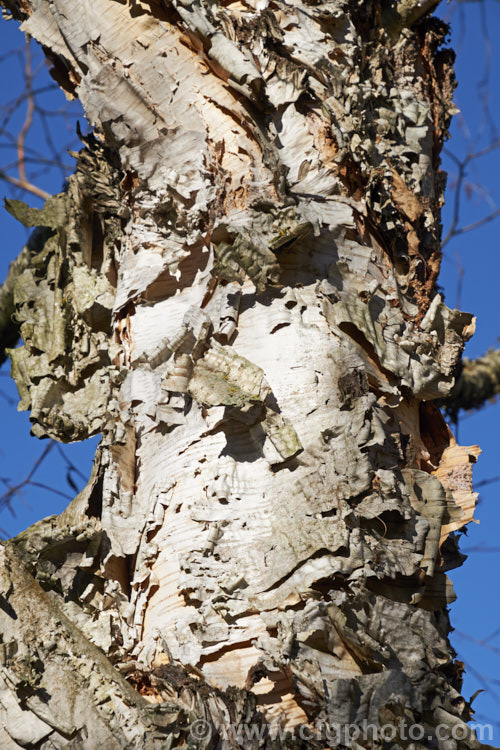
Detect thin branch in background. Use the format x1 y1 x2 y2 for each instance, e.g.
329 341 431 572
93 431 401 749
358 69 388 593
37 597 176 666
0 35 82 202
449 204 500 239
28 480 73 500
16 36 34 188
0 167 51 199
55 442 88 483
0 431 90 532
442 140 500 248
474 475 500 489
455 630 500 659
0 442 54 521
479 626 500 646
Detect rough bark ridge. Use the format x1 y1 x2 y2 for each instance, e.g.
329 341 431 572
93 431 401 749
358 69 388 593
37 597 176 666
0 0 489 747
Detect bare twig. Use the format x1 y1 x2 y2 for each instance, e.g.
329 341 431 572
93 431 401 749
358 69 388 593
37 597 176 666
0 168 51 199
474 476 500 489
442 140 500 247
16 36 34 186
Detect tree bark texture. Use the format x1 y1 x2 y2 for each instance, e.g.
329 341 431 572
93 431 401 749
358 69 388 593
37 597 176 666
440 348 500 419
0 0 490 747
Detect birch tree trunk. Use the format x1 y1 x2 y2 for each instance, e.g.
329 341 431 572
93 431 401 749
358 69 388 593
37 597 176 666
0 0 489 747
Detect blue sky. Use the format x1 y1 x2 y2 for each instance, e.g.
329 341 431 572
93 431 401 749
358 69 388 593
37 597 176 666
1 1 500 737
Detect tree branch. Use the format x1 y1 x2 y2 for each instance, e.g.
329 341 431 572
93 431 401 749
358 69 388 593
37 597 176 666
0 169 51 200
441 348 500 416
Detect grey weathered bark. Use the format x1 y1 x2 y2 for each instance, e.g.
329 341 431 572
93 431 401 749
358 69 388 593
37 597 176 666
440 349 500 419
0 0 493 748
0 226 51 367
